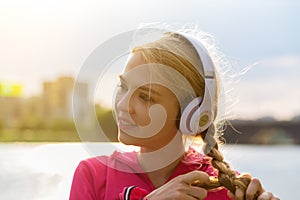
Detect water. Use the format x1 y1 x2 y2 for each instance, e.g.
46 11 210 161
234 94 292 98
0 143 298 199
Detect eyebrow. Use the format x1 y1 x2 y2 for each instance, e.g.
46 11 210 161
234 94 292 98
118 74 161 96
139 85 161 96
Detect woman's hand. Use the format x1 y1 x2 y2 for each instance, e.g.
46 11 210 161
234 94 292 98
145 171 210 200
227 178 280 200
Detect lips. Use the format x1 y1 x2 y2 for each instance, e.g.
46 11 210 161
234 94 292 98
118 117 137 130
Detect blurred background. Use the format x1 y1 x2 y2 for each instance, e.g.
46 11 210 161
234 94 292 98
0 0 299 199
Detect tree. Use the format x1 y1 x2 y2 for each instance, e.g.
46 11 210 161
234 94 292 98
95 104 118 142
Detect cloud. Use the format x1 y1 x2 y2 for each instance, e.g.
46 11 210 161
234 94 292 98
259 54 300 69
231 54 300 120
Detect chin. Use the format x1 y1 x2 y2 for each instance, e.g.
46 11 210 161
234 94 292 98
118 130 139 146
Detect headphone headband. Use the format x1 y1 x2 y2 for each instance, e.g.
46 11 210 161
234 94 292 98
179 33 216 134
182 35 215 79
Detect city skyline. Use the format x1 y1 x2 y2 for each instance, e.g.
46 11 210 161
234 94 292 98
1 73 299 121
1 0 299 120
0 76 91 128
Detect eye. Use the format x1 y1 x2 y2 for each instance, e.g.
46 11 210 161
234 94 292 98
139 92 155 103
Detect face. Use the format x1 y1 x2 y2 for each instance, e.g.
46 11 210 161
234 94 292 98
115 53 180 150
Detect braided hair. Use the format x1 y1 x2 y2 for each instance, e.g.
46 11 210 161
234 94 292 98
193 123 253 194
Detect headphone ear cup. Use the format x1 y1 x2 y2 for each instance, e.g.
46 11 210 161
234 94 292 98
177 33 217 135
179 97 202 135
179 79 215 135
190 79 215 133
189 109 213 133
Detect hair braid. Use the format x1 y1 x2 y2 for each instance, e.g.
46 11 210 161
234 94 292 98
193 124 254 196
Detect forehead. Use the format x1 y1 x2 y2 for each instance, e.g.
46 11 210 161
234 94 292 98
124 53 147 73
121 52 194 95
121 52 196 108
122 53 174 95
122 54 170 89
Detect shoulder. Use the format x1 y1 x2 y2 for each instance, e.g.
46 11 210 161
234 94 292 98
70 156 109 200
78 155 109 169
72 156 109 186
74 150 138 175
70 151 138 199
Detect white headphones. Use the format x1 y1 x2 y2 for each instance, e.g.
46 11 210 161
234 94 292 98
179 34 216 135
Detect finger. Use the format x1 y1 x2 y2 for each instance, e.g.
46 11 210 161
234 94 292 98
235 188 244 200
188 185 208 200
173 191 204 200
227 191 235 199
257 192 274 200
246 178 263 199
181 195 199 200
181 171 210 185
272 197 280 200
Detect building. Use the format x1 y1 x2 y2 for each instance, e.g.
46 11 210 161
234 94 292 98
0 77 91 131
42 76 90 121
0 97 24 127
0 83 24 127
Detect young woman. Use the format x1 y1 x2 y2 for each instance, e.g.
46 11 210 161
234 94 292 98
70 28 280 200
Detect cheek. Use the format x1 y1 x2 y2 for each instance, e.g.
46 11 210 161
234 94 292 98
166 100 180 119
165 102 180 129
130 97 152 126
167 109 180 129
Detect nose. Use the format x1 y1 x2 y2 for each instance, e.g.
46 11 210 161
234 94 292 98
116 90 134 114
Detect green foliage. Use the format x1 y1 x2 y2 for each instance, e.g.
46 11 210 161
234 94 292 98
0 120 3 131
0 104 118 142
50 118 76 131
95 104 118 142
18 116 46 130
0 129 81 142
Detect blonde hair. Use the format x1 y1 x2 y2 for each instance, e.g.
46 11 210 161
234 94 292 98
131 31 253 194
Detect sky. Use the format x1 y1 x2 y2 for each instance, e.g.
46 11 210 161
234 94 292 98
1 0 300 120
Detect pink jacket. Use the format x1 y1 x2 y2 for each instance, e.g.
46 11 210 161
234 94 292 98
70 148 230 200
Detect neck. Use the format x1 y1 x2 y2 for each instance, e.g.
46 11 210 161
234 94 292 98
137 132 185 173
